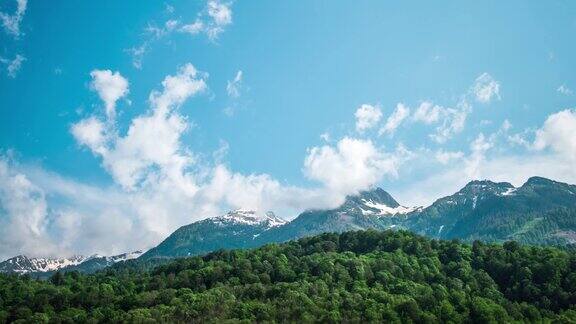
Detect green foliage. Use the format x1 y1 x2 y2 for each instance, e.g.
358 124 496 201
1 229 576 323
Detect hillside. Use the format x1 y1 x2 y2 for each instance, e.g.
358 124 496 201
1 230 576 322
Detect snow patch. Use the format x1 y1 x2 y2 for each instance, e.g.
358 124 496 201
213 210 287 227
361 199 418 216
500 187 517 196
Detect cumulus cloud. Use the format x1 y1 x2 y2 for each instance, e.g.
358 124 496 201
73 63 207 190
354 104 382 132
0 156 58 260
304 137 412 195
226 70 243 98
89 70 129 119
0 0 27 38
472 73 500 103
533 109 576 162
429 99 470 143
70 117 108 155
379 103 410 135
412 101 443 124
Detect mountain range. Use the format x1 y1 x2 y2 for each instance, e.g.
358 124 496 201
138 176 576 262
3 176 576 274
0 251 142 277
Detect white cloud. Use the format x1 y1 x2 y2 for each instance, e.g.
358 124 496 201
130 1 233 68
533 109 576 162
127 44 147 70
472 73 500 103
89 70 129 120
73 64 207 190
205 0 232 39
430 99 470 143
557 85 573 96
392 109 576 206
354 104 382 132
320 132 330 142
304 137 412 195
70 117 108 155
465 133 494 179
145 19 180 38
501 119 512 131
412 101 444 124
226 70 243 98
379 103 410 135
0 0 27 38
180 20 204 35
435 150 464 164
0 54 25 78
0 156 57 260
179 0 233 41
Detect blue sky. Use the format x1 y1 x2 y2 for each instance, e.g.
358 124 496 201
0 0 575 259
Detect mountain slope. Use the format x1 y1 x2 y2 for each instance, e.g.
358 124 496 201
0 251 143 276
140 210 286 260
0 255 88 274
257 187 416 243
405 177 576 243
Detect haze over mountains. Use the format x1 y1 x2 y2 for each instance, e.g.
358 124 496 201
2 176 576 276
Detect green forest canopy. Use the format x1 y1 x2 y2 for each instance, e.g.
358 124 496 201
1 229 576 323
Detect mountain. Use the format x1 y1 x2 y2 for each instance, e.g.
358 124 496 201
139 176 576 262
0 251 143 276
139 210 287 260
0 255 88 274
405 177 576 244
256 187 417 243
56 251 143 273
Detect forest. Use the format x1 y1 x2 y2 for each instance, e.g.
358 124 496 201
1 229 576 323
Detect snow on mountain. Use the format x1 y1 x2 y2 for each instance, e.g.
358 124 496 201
360 199 420 216
213 209 287 227
0 251 145 275
107 251 143 263
0 255 89 274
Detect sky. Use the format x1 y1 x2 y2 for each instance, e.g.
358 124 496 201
0 0 575 259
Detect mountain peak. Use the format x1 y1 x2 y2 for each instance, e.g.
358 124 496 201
459 179 515 196
341 187 418 216
213 210 287 227
524 176 556 186
0 255 89 274
347 187 400 208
